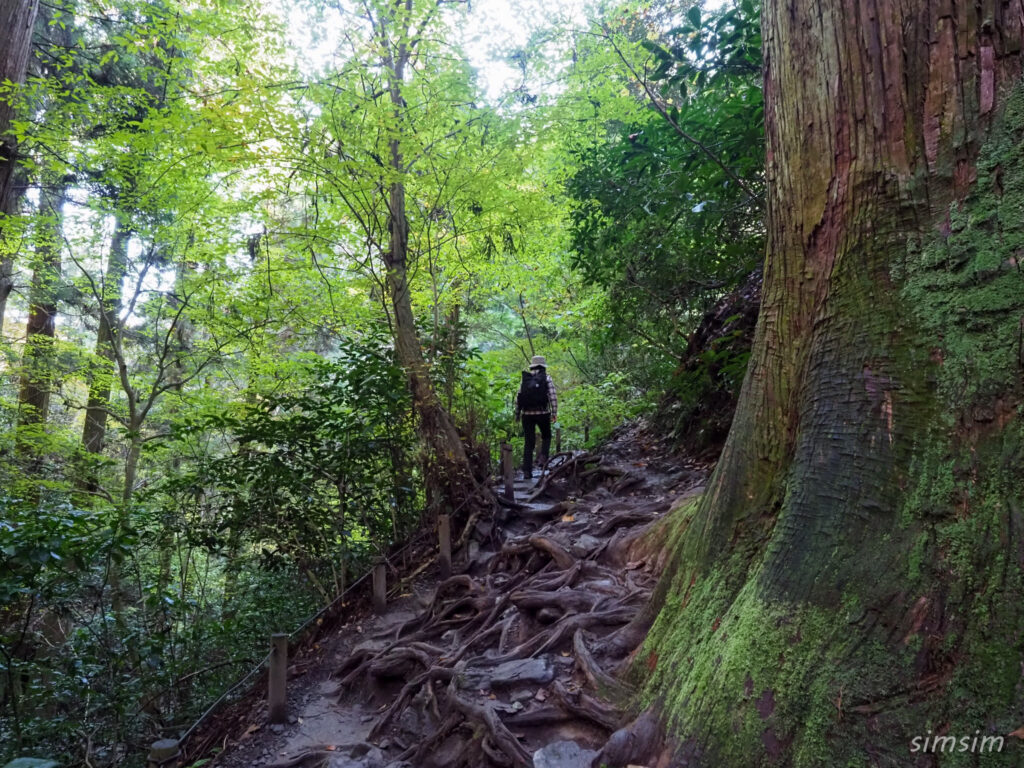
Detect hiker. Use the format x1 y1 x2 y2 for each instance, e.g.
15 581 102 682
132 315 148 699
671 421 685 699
515 355 557 479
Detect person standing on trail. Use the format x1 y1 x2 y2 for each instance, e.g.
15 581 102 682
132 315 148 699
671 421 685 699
515 355 557 479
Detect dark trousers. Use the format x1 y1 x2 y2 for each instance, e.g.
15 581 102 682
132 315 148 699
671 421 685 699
522 413 551 474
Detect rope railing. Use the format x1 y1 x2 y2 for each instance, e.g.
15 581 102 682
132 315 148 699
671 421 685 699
148 468 499 766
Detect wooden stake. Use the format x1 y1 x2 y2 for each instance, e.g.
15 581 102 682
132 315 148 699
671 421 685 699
555 425 562 453
373 559 387 614
268 633 288 724
501 442 515 501
438 513 452 578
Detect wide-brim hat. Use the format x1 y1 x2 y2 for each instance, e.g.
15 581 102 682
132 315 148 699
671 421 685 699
530 355 546 368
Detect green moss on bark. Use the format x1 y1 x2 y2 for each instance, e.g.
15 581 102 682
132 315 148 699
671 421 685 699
642 82 1024 768
898 84 1024 412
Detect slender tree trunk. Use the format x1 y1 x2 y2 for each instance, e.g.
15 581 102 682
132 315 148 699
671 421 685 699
381 27 474 513
0 0 41 336
122 424 142 505
156 262 191 607
81 216 130 457
643 1 1024 764
383 175 473 510
17 184 66 442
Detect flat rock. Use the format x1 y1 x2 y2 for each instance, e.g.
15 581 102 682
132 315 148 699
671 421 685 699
532 740 600 768
570 534 603 557
327 744 385 768
489 657 555 688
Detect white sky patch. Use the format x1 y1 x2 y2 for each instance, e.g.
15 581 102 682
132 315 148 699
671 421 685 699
459 0 590 100
275 0 733 101
274 0 593 100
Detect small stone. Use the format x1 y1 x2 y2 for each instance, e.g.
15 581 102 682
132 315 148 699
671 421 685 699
397 708 422 738
288 715 298 724
270 723 285 735
489 657 555 688
532 740 600 768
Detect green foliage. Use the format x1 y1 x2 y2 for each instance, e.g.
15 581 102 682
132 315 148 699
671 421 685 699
0 0 772 761
561 0 764 377
164 333 417 574
559 371 646 448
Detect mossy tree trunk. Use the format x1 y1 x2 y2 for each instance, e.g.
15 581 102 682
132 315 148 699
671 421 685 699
644 1 1024 764
0 0 41 336
17 183 66 447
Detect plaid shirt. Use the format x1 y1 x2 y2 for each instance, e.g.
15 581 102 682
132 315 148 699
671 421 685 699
516 372 557 421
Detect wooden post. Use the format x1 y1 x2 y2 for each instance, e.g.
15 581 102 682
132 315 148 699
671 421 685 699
438 513 452 578
268 633 288 724
555 425 562 453
147 739 180 767
501 442 515 501
373 558 387 614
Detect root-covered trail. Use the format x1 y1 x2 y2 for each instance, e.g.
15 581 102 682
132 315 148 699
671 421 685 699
212 423 706 768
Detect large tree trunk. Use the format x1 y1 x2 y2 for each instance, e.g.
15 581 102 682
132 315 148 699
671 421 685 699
17 184 66 438
0 0 41 336
643 1 1024 764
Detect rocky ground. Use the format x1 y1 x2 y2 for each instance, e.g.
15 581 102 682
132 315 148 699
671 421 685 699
203 422 707 768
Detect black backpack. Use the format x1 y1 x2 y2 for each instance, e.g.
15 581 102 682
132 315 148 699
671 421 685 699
517 369 548 410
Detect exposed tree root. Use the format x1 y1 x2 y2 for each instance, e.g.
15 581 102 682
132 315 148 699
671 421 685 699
550 680 622 732
446 676 533 767
526 533 576 570
524 452 600 502
322 434 697 767
573 629 632 699
592 706 664 768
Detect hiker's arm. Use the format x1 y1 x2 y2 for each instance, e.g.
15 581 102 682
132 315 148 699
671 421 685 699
548 375 557 422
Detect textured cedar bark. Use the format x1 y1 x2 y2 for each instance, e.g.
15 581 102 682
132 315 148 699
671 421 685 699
17 184 66 431
645 0 1024 762
699 0 1024 595
0 0 41 335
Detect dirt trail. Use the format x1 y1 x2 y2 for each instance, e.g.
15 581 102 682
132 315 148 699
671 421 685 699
211 422 706 768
